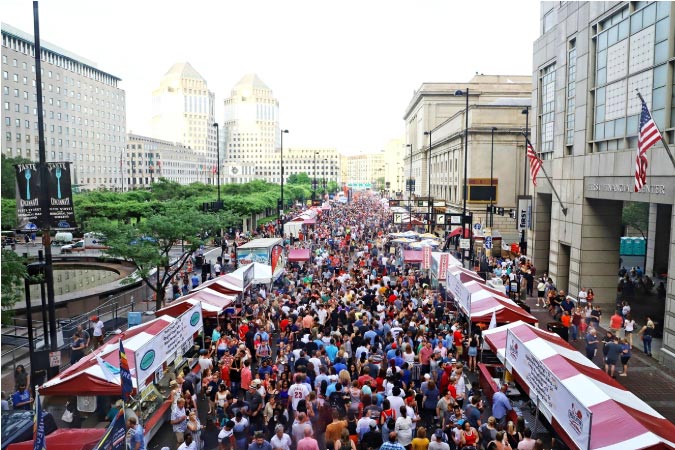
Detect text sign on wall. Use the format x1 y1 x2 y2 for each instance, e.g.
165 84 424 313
504 330 592 450
135 303 203 389
517 196 532 232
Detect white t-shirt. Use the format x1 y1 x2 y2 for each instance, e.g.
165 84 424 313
387 394 405 414
93 320 104 337
288 383 310 410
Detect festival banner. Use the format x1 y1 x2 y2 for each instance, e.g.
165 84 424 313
93 409 127 450
422 245 432 269
32 389 46 450
134 303 203 389
445 269 471 316
15 162 77 230
438 253 449 281
504 330 592 450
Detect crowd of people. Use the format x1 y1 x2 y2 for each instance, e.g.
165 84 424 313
166 194 547 450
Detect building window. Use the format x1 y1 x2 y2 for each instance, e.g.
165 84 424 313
538 63 556 159
565 40 577 152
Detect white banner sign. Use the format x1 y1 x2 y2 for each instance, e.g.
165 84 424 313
504 330 592 450
517 197 532 232
135 303 203 389
446 270 471 316
422 246 432 269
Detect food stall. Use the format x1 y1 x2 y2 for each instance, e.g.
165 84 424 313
7 428 106 450
430 252 462 288
482 321 675 450
39 303 204 444
288 248 311 263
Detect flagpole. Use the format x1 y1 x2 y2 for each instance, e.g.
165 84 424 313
524 135 568 216
636 91 675 170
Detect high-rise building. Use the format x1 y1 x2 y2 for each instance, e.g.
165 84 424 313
151 62 216 184
1 23 126 192
531 2 674 367
222 73 279 184
283 147 340 188
340 152 385 190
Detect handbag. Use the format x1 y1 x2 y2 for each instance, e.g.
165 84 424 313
61 403 73 423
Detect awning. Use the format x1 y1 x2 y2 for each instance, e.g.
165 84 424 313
288 248 311 262
156 290 235 318
447 265 485 284
403 250 423 263
7 428 106 450
483 322 675 450
195 275 242 295
303 218 317 225
463 280 537 324
448 227 472 238
39 316 175 396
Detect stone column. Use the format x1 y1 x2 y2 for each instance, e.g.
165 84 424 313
578 199 623 311
660 209 675 369
532 193 552 273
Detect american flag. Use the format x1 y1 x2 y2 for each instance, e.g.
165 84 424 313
635 97 662 192
526 139 542 186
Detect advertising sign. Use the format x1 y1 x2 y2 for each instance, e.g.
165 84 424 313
270 245 283 274
459 239 470 249
422 246 432 269
14 162 77 230
517 196 532 232
438 253 449 280
242 263 255 290
504 330 592 450
135 303 203 389
446 270 471 316
237 247 269 266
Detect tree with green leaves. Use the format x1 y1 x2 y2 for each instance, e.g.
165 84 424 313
1 155 31 199
287 173 311 185
622 201 649 238
89 208 218 310
1 249 27 322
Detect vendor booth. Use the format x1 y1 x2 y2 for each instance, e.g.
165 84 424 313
483 321 675 450
39 304 205 443
195 274 243 295
7 428 106 450
430 252 462 288
288 248 311 263
156 289 236 318
402 250 423 264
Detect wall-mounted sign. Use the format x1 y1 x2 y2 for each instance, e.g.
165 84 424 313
517 196 532 232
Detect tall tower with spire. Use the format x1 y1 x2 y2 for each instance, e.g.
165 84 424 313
151 62 216 184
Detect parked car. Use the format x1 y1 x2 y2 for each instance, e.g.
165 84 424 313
1 409 57 449
60 240 85 254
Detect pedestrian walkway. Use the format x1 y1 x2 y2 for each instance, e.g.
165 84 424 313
522 293 675 423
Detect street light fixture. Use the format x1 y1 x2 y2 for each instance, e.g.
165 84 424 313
280 129 288 218
423 131 432 233
521 107 530 255
323 158 328 193
312 151 319 202
455 88 470 265
406 143 413 229
490 127 497 228
213 123 221 204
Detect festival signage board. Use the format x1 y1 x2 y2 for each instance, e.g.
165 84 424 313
438 253 449 280
504 329 592 450
14 162 77 230
446 269 471 316
422 246 432 269
134 303 203 389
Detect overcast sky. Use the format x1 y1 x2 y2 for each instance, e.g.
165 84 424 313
3 0 541 155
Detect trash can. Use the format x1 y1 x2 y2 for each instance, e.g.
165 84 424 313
128 312 142 328
547 321 569 341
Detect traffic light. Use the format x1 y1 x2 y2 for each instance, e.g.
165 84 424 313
496 207 505 216
509 209 517 219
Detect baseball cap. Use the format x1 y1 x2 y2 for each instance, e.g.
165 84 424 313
369 419 378 429
457 419 465 427
434 429 445 440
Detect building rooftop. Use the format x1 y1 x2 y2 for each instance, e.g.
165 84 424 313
234 73 270 91
164 62 205 81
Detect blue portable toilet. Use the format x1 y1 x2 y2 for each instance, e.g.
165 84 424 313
620 237 628 255
128 311 142 328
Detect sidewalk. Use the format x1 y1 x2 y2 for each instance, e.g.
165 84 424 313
521 293 675 423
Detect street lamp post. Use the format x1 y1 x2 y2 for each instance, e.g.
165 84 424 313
521 107 529 254
280 129 288 218
490 127 497 228
406 143 412 229
323 158 328 193
455 88 470 265
423 131 432 233
213 123 221 204
312 151 318 202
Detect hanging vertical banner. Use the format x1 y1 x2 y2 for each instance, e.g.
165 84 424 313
14 162 77 230
422 245 432 269
438 253 449 280
517 196 532 232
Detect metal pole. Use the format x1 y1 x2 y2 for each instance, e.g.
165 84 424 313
522 107 529 195
490 127 497 228
213 123 221 203
24 276 35 387
280 129 288 218
424 132 432 233
120 149 124 192
407 144 412 229
33 2 58 366
38 250 48 348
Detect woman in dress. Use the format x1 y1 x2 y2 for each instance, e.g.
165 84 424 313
395 405 414 448
460 420 480 449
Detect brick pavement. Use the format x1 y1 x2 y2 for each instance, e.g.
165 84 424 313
520 293 675 424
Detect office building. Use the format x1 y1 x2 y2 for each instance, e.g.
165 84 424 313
1 23 126 191
531 1 674 367
125 134 200 189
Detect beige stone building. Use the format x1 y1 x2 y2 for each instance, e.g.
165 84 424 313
340 152 385 190
402 74 532 241
151 62 216 185
283 147 340 188
531 2 675 367
126 134 200 188
383 137 406 196
1 23 126 192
